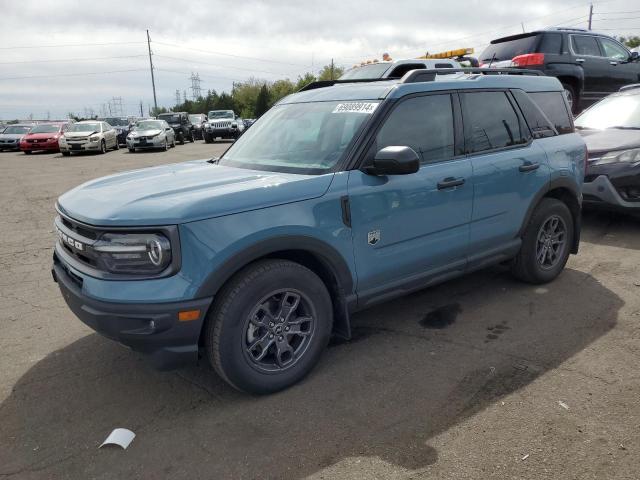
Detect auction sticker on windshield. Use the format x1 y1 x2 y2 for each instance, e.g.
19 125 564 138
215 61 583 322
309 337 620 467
332 102 379 114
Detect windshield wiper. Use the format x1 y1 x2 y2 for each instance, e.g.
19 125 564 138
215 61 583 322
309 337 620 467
608 126 640 130
207 157 220 164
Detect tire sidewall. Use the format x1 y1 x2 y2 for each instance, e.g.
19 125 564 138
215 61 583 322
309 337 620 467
211 263 332 394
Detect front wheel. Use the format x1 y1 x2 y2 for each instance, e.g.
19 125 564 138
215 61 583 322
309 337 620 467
511 198 573 284
24 150 32 155
99 140 106 154
61 151 70 157
561 83 578 114
205 259 333 394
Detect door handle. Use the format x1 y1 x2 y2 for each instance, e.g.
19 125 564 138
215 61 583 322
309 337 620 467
610 61 618 66
519 162 540 172
437 177 465 189
575 58 585 63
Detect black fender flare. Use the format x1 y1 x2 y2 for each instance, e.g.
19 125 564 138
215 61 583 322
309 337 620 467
518 177 582 253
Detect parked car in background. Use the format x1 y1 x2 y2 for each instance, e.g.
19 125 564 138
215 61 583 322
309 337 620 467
157 112 194 144
243 118 256 129
480 27 640 113
0 124 33 151
126 119 176 152
19 122 70 154
189 114 208 140
99 117 132 146
59 121 118 156
575 84 640 212
53 71 585 394
339 58 460 80
203 110 244 143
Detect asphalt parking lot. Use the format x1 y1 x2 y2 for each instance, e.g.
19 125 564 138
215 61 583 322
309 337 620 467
1 143 640 479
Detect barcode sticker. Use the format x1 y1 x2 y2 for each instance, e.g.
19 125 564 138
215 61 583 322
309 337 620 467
332 102 379 114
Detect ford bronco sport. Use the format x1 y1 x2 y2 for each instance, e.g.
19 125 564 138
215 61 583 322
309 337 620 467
53 69 586 394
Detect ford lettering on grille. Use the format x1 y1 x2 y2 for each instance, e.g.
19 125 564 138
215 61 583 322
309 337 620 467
56 225 85 251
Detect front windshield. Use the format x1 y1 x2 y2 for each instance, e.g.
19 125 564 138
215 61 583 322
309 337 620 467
575 94 640 129
30 124 61 133
135 120 163 130
208 111 234 119
158 114 181 123
339 63 391 80
3 125 31 134
220 100 379 174
100 117 128 126
69 123 100 132
189 115 202 123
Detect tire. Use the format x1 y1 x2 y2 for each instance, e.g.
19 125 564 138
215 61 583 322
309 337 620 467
204 133 213 144
163 139 169 151
24 150 32 155
171 138 176 148
61 151 70 157
189 132 195 142
561 83 578 114
179 133 185 145
511 198 574 284
114 141 120 150
205 259 333 394
100 140 106 154
128 148 135 153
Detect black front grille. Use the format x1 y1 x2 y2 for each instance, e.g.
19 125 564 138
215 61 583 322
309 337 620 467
61 216 98 240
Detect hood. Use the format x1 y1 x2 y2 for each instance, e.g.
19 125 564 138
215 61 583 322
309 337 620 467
57 160 334 226
0 133 25 140
65 131 97 139
578 128 640 156
130 129 162 137
25 132 60 140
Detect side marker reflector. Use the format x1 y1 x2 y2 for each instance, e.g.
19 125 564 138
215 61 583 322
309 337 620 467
179 309 200 322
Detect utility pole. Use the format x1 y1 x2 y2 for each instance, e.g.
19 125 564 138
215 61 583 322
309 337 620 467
521 22 525 33
146 30 158 114
330 58 335 80
139 101 144 117
588 4 593 30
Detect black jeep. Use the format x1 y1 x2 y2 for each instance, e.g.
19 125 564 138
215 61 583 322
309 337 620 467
480 27 640 113
157 112 195 144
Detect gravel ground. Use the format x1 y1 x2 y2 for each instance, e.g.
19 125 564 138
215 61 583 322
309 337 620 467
0 142 639 479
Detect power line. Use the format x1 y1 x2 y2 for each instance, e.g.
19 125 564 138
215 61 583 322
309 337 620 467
153 53 303 76
0 68 146 81
0 41 146 50
154 67 244 83
0 54 147 65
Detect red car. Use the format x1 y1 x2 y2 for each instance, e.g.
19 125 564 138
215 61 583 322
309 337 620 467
20 123 70 154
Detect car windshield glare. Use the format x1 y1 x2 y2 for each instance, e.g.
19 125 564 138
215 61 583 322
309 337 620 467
189 115 202 122
30 124 61 133
159 115 180 123
208 111 234 119
340 63 391 79
219 101 378 174
575 94 640 129
135 121 163 130
101 118 128 126
3 126 31 134
69 123 100 132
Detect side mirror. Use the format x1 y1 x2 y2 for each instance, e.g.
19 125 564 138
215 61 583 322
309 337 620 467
166 127 172 131
364 146 420 176
631 51 639 62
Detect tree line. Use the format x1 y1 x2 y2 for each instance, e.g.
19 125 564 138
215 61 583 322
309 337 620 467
154 63 344 119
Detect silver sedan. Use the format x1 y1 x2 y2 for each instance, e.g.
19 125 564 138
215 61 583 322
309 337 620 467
126 120 176 152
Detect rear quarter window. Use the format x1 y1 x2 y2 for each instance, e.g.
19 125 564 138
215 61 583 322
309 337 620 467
528 91 574 134
538 33 562 54
480 34 539 62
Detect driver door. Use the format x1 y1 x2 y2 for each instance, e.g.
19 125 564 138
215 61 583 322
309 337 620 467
347 93 473 304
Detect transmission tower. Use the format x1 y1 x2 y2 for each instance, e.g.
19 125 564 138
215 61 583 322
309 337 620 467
175 89 181 107
190 72 202 100
111 97 125 116
183 90 188 104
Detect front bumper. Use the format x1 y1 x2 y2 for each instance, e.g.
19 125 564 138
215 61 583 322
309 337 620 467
583 175 640 210
126 135 166 149
20 140 59 151
0 140 19 150
52 253 213 370
204 127 238 139
60 141 101 153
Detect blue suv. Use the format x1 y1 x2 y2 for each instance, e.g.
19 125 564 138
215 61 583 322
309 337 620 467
52 69 586 394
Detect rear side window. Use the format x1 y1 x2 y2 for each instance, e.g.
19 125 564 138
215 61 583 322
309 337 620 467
538 33 562 54
373 94 455 164
462 91 527 153
479 34 539 62
528 92 574 134
511 90 556 138
571 35 601 56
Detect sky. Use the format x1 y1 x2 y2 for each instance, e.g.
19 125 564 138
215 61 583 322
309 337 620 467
0 0 639 120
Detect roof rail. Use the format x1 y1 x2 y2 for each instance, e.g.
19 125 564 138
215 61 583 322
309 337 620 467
547 27 588 32
298 68 545 92
619 83 640 92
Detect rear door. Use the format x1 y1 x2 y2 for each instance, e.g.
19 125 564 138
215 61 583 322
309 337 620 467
461 91 550 259
569 34 612 101
598 36 640 90
348 93 472 303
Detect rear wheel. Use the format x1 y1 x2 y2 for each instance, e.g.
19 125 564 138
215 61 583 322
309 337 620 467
100 140 106 154
205 259 333 394
511 198 573 284
561 83 578 114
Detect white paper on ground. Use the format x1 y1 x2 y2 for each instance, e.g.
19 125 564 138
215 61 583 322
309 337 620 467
99 428 136 449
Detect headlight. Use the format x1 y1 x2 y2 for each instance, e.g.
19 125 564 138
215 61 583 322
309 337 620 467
594 148 640 165
92 232 172 274
89 135 100 142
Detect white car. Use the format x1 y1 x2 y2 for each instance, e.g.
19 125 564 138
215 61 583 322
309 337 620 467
126 119 176 152
59 121 118 156
339 58 461 80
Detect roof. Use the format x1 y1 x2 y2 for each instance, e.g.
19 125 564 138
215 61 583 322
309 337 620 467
491 28 615 44
280 73 563 104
